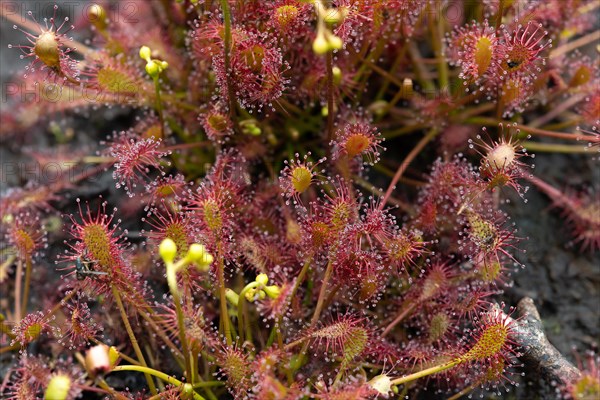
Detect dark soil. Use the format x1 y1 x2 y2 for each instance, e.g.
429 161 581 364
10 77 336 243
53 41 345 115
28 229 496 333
502 151 600 398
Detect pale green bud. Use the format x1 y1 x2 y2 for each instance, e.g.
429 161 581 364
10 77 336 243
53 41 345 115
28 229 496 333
256 273 269 285
45 374 71 400
240 119 261 136
139 46 152 62
313 31 329 55
245 288 258 302
159 238 177 264
264 285 281 299
187 243 213 271
327 33 343 50
225 288 239 307
145 61 160 78
332 66 342 85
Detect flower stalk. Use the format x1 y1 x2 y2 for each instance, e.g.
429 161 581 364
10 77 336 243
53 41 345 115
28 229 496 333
111 365 206 400
160 238 213 383
111 285 158 395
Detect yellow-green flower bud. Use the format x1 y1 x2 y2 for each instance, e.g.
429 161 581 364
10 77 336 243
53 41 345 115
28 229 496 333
313 31 329 55
256 273 269 285
326 33 343 50
45 374 71 400
159 238 177 264
139 46 152 62
264 285 281 299
240 119 261 136
187 243 213 271
245 287 266 302
226 288 239 306
244 288 257 302
332 66 342 85
145 61 160 78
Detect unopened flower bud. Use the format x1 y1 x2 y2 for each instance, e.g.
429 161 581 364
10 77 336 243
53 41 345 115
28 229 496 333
159 238 177 264
145 61 160 78
187 243 213 271
240 119 262 136
244 288 265 302
401 78 413 99
256 273 269 285
226 288 239 307
264 285 281 299
85 344 111 376
313 31 329 55
245 288 258 302
332 66 342 85
45 374 71 400
139 46 152 62
326 33 343 51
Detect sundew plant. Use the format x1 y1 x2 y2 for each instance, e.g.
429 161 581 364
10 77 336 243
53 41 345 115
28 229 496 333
0 1 599 399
